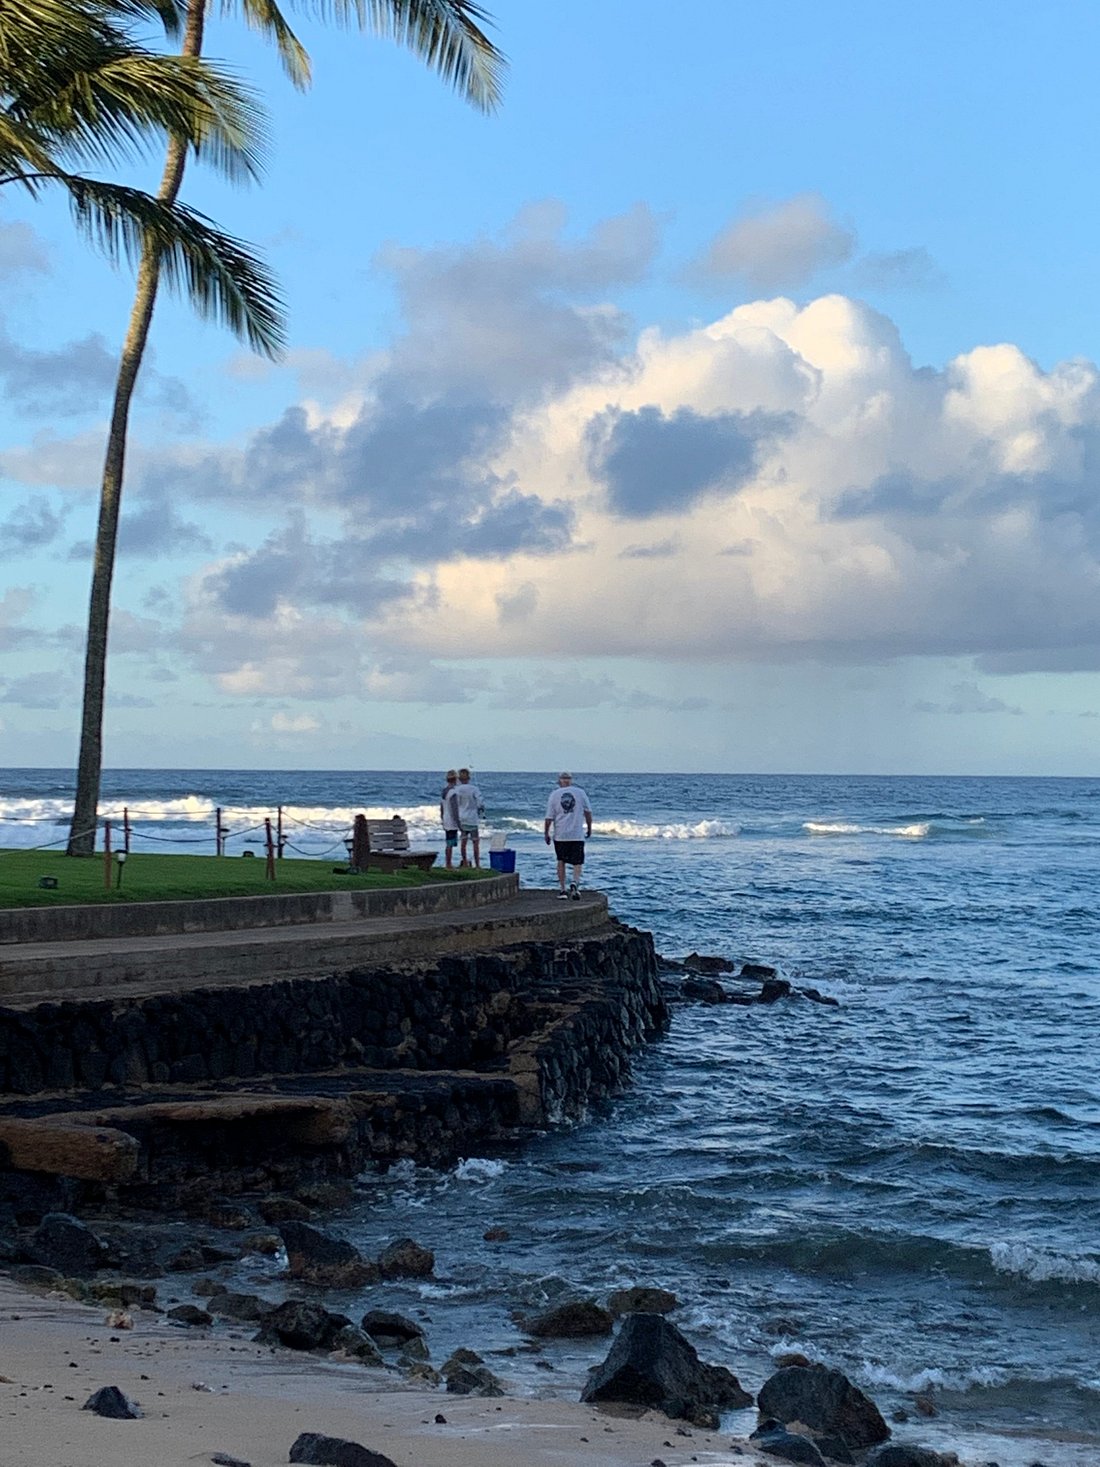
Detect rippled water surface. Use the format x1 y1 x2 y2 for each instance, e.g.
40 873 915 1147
4 769 1099 1464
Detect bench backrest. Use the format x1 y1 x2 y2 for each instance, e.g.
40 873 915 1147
365 817 411 853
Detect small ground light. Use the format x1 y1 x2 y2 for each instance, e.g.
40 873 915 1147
115 851 127 888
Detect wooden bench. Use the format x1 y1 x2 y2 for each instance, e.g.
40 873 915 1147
349 814 437 874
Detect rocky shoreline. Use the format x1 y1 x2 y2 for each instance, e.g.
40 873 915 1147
1 1198 972 1467
0 923 1027 1466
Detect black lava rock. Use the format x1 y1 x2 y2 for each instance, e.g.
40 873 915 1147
758 1364 889 1450
82 1385 142 1419
288 1431 398 1467
31 1213 104 1277
581 1312 751 1424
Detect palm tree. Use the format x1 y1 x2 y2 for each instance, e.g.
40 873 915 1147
2 0 287 852
66 0 505 854
1 0 283 356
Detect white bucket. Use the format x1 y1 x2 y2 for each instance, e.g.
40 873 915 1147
489 833 508 852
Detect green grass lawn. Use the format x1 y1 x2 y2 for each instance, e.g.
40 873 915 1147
0 848 492 909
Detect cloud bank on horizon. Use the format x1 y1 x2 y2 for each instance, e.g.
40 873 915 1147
2 195 1099 765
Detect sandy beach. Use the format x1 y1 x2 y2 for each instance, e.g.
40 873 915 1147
0 1278 770 1467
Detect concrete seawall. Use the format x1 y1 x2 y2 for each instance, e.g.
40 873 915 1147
0 873 519 945
0 882 669 1219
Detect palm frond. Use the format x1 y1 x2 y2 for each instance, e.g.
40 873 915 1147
63 173 286 357
0 113 60 181
362 0 505 112
232 0 311 88
25 51 268 182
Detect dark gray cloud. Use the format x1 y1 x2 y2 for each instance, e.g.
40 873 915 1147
145 390 575 574
1 672 70 709
0 497 66 557
619 538 678 559
0 329 119 415
206 517 419 619
379 201 660 400
832 445 1100 534
586 404 792 518
976 645 1100 674
67 502 214 561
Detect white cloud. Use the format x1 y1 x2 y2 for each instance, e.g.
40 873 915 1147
16 205 1100 695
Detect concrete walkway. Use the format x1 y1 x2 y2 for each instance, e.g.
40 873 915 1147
0 889 613 1007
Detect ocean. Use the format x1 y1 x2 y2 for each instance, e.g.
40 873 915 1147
2 768 1098 1465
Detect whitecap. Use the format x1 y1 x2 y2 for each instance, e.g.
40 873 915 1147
989 1240 1100 1284
454 1156 508 1182
803 820 931 839
859 1360 1011 1392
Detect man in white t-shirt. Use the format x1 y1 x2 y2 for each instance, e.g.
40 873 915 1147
451 767 484 867
543 771 593 900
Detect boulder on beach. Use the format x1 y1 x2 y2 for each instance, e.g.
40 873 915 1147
167 1303 212 1327
254 1299 351 1352
580 1312 751 1426
359 1310 425 1348
750 1421 829 1465
82 1385 142 1419
280 1222 377 1288
30 1213 104 1277
864 1446 956 1467
288 1431 397 1467
206 1290 269 1322
329 1325 385 1366
526 1298 614 1338
757 1363 890 1451
441 1349 505 1397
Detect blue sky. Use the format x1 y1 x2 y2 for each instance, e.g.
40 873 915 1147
3 0 1100 773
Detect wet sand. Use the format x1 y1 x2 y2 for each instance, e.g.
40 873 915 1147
0 1278 768 1467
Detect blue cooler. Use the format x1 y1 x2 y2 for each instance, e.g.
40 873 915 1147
489 849 516 873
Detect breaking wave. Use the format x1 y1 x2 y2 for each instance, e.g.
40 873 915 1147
990 1241 1100 1285
805 820 932 838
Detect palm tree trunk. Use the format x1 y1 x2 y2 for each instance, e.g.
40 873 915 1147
68 0 206 855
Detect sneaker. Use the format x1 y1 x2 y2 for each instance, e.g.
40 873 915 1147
569 882 580 901
557 889 570 900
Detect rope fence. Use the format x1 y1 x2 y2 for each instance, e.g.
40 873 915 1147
0 802 355 865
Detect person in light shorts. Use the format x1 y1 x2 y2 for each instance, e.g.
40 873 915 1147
544 771 593 900
451 767 484 868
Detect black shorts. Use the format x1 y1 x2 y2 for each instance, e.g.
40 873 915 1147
553 839 585 866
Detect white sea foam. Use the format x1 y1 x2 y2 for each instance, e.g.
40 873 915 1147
990 1241 1100 1284
804 820 931 838
859 1360 1011 1393
453 1156 508 1182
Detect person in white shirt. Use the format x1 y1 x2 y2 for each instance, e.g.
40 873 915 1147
439 769 459 869
451 767 484 868
543 771 593 900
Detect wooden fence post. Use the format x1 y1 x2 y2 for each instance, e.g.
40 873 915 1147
351 814 370 873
